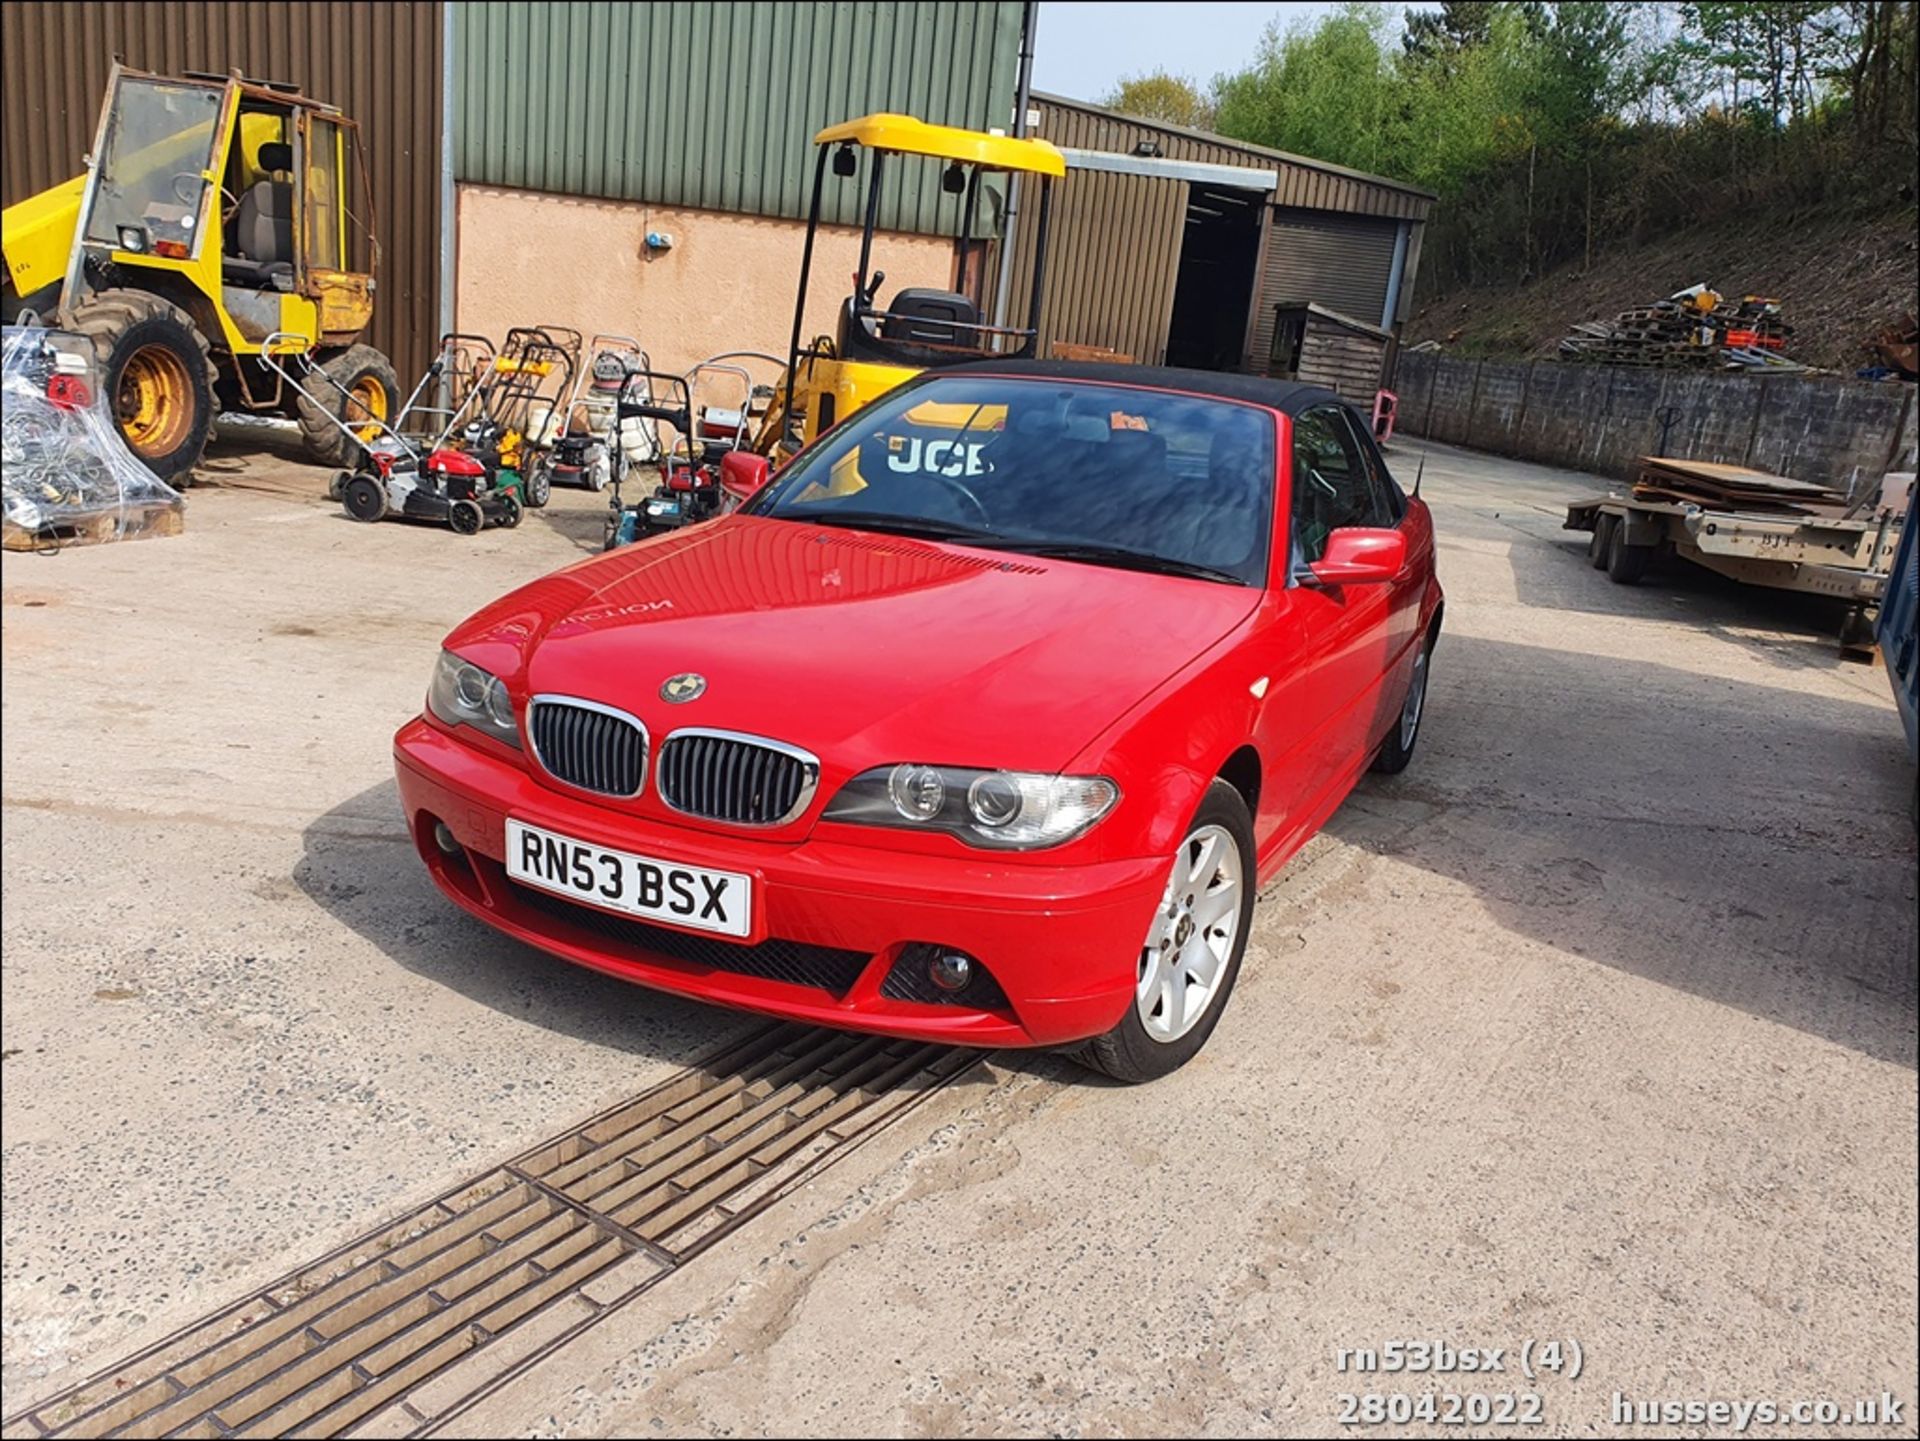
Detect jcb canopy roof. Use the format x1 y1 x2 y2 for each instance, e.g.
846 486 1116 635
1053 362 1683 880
813 114 1066 177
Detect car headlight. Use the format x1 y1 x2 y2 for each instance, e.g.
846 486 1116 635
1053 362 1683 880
824 764 1118 850
426 650 521 749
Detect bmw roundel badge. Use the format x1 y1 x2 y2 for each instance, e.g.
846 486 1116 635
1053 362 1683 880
660 672 707 703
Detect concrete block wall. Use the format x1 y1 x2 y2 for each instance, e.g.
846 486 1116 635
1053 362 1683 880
1395 351 1918 498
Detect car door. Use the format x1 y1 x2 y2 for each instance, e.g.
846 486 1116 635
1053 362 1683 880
1342 408 1430 746
1247 403 1400 845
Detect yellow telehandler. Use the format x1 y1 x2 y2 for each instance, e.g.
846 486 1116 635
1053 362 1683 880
1 64 397 481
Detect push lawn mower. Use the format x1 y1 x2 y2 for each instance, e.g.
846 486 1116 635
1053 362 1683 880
261 331 527 535
602 355 779 549
523 333 661 501
459 325 579 508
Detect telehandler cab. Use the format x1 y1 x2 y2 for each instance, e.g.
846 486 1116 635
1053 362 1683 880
1 64 397 481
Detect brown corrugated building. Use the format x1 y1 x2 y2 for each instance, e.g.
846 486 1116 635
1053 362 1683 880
2 5 1432 401
1007 92 1436 396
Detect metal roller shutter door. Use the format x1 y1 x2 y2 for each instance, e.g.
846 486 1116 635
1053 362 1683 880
1249 209 1399 369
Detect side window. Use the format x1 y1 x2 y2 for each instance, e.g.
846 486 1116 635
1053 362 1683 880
306 117 344 271
1341 408 1406 523
1291 406 1390 563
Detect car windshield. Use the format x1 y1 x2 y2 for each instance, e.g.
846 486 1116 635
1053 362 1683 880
82 77 225 255
750 377 1275 585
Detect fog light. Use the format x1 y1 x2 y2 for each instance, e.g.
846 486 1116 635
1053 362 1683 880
928 951 973 992
432 820 461 855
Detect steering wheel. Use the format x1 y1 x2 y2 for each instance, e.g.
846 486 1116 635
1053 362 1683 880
170 172 241 224
920 467 990 528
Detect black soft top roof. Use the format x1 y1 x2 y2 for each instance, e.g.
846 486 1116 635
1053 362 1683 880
932 358 1345 416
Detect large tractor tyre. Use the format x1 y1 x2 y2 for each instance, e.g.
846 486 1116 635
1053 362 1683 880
67 291 215 484
295 345 401 469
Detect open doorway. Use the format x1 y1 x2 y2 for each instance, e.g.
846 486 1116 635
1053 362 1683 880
1164 184 1264 371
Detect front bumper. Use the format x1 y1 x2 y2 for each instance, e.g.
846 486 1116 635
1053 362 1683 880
393 718 1164 1047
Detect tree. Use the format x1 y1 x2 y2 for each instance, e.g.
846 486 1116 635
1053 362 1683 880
1203 0 1913 294
1403 1 1502 63
1213 3 1403 175
1102 71 1216 131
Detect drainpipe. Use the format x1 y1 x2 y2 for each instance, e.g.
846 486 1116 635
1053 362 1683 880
438 3 457 358
990 0 1038 333
1380 219 1409 331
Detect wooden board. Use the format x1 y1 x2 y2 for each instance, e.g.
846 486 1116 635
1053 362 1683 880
2 503 184 552
1629 484 1813 514
1639 456 1838 496
1049 341 1134 364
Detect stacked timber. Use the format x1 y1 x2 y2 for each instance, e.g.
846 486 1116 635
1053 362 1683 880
1632 456 1846 514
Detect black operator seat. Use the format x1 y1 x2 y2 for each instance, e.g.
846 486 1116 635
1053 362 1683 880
224 140 296 289
878 289 981 349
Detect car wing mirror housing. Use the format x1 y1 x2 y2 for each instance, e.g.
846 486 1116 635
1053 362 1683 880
719 450 772 508
1308 527 1406 585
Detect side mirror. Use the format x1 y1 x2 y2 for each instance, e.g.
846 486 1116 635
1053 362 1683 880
1307 527 1406 586
719 450 772 508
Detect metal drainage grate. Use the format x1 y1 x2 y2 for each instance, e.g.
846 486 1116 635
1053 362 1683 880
5 1024 977 1440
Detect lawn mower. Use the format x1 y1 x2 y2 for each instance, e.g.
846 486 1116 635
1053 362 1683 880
260 330 526 535
602 355 779 549
460 325 579 508
523 333 661 501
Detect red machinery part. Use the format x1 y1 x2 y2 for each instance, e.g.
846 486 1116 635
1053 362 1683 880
45 374 92 411
426 448 488 477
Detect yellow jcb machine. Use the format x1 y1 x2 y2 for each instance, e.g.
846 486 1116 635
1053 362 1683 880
1 65 398 481
760 115 1065 459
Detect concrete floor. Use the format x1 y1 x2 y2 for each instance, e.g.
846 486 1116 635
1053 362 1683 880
2 427 1914 1437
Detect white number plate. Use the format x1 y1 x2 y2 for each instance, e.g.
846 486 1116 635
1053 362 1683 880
506 818 752 938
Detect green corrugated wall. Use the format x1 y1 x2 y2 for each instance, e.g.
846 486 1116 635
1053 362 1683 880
453 1 1024 235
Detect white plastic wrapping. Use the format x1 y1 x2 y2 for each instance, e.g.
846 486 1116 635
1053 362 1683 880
2 325 185 548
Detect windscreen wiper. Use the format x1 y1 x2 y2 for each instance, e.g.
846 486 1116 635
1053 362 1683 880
798 510 1002 545
986 541 1243 585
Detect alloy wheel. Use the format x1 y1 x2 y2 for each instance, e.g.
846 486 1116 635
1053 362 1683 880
1400 646 1429 751
1137 823 1244 1043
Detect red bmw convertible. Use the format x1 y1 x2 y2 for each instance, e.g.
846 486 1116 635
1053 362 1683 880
394 362 1441 1081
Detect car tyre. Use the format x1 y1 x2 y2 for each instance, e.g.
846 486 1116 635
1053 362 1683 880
1606 519 1652 584
1073 779 1255 1084
1588 513 1616 568
1371 627 1434 775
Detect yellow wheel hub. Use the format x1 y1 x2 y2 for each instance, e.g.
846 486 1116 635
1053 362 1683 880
349 375 390 442
116 345 195 457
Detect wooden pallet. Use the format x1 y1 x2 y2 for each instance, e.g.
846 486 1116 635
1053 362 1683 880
2 502 184 552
